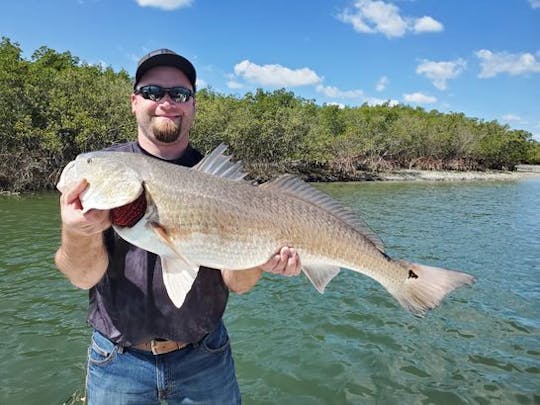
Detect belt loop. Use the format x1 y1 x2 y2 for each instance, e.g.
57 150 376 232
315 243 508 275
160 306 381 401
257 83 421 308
117 345 125 354
150 339 159 355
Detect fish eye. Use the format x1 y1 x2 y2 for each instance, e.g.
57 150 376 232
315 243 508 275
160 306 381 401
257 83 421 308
86 158 93 164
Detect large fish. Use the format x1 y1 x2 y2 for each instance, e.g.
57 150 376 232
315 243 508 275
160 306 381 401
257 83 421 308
57 144 474 315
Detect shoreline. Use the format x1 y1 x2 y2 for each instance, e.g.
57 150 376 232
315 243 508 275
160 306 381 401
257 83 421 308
1 166 540 195
290 164 540 184
373 168 540 182
252 162 540 184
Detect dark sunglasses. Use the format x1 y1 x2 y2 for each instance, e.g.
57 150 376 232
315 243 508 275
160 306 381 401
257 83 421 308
134 85 194 103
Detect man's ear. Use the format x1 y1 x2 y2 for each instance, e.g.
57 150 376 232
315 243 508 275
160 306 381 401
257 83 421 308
191 98 197 127
130 93 137 114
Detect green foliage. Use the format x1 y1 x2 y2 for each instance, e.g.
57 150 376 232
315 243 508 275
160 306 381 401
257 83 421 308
0 38 536 191
195 89 534 175
0 37 134 190
526 140 540 164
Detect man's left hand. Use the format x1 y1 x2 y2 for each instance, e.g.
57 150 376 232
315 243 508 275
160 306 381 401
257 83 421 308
260 247 302 277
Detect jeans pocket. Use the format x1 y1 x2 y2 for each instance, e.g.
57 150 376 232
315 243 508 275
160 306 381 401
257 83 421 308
88 331 119 366
200 323 231 354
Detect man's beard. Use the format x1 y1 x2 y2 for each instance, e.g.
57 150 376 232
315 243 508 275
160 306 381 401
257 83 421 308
151 117 183 143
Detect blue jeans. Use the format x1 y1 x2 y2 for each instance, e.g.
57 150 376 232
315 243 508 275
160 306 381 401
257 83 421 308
85 322 241 404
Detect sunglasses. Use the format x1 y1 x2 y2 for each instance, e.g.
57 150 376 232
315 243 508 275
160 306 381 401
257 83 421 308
134 85 194 103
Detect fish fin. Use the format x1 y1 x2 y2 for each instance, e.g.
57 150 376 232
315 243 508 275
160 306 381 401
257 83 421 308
193 143 248 181
150 222 200 308
149 222 197 269
302 264 341 294
161 256 199 308
392 261 476 316
261 175 385 252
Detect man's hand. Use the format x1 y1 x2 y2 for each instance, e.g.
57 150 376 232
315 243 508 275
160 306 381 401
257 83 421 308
60 179 111 236
222 247 302 294
55 179 110 289
260 246 302 277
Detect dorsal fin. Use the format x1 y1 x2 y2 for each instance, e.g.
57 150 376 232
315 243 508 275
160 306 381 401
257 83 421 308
260 174 385 252
193 143 247 181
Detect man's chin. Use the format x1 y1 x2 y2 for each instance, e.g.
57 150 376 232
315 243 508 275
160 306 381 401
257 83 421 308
154 132 182 143
152 122 182 143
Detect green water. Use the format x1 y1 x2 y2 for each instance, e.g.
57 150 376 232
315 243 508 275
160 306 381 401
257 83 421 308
1 179 539 404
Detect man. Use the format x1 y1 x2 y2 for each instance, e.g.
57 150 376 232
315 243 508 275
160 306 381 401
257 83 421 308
55 48 301 404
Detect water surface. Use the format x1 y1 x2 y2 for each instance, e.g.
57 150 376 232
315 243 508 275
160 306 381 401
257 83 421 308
1 179 539 404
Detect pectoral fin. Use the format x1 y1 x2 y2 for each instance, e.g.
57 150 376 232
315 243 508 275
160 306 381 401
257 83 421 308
302 264 341 294
149 222 196 268
149 222 200 308
161 256 200 308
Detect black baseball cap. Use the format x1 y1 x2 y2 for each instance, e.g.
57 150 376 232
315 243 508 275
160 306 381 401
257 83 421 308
134 48 197 91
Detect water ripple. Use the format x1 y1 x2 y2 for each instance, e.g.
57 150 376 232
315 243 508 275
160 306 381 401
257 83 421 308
2 180 540 404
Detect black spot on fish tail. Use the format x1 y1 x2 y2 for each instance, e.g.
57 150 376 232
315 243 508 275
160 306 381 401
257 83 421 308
408 269 419 279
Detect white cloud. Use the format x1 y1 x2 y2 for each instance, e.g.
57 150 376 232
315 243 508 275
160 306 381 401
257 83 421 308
88 60 109 69
196 78 207 89
233 60 322 87
501 115 540 141
529 0 540 9
403 92 437 104
316 85 399 108
338 0 443 38
416 58 466 90
364 97 399 106
375 76 389 92
135 0 193 11
326 102 346 109
226 80 243 90
501 113 540 128
413 16 444 33
339 0 407 37
476 49 540 78
317 84 398 106
316 84 364 99
501 114 525 123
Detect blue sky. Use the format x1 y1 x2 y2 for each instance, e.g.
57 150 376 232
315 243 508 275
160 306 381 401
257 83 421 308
2 0 539 140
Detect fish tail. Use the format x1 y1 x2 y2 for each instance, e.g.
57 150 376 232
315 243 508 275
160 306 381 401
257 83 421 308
390 261 475 316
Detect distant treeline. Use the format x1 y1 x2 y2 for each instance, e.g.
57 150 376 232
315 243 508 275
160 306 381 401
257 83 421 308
1 37 539 191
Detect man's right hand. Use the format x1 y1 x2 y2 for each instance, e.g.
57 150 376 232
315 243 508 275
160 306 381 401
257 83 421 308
55 179 111 289
60 179 112 236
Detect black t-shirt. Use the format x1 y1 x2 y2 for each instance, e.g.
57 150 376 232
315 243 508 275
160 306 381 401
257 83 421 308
87 141 229 346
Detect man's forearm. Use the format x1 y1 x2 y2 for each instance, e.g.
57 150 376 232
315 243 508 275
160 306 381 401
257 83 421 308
55 228 108 289
222 247 302 294
221 267 263 295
